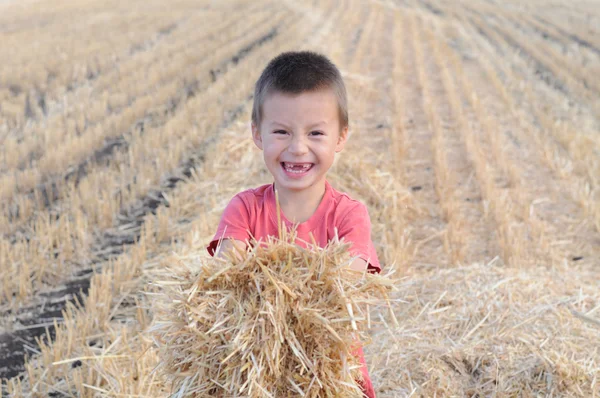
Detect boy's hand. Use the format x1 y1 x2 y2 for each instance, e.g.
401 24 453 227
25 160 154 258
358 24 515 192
349 258 368 272
215 238 247 262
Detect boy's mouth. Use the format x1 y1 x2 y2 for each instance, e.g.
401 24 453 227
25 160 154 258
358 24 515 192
281 162 314 174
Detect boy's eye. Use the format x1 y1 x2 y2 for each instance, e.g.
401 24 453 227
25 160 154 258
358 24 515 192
273 130 323 135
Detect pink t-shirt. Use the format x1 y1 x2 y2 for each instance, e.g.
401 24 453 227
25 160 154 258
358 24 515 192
206 179 379 396
207 180 381 273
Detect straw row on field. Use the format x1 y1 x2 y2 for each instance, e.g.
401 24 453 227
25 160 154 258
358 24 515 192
1 8 288 209
0 8 301 306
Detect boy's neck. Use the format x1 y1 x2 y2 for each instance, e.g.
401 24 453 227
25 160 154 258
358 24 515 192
274 178 327 224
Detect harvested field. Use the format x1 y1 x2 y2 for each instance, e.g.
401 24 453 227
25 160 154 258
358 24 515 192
1 0 599 396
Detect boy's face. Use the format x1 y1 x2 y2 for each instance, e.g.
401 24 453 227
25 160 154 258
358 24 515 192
252 88 348 193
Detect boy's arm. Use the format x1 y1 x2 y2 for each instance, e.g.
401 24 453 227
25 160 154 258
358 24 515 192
337 202 381 273
207 194 252 257
349 258 369 272
215 238 247 261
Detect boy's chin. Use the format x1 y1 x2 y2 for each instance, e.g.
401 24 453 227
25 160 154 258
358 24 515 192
272 173 327 191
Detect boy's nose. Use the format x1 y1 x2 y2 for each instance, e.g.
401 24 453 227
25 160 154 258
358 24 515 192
288 136 309 155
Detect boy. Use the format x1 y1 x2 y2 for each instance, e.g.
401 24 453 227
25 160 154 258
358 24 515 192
206 51 380 397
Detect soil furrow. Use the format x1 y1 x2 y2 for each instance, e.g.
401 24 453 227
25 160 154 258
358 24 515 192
459 38 600 268
534 15 600 56
0 20 288 307
2 24 283 241
398 13 449 269
473 14 600 117
460 14 600 179
0 98 250 380
0 3 270 177
0 4 209 135
449 23 600 268
460 20 600 233
418 17 500 265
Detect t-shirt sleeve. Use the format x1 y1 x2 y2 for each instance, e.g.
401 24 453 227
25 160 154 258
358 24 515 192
206 194 251 256
337 202 381 273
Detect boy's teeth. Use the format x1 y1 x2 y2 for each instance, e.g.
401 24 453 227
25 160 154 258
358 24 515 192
283 162 312 172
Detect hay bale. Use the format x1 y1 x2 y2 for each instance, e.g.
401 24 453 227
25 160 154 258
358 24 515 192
149 232 395 397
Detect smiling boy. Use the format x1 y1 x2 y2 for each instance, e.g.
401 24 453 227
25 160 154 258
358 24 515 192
207 51 380 397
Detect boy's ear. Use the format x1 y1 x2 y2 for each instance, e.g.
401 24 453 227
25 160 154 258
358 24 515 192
335 126 349 153
251 122 263 150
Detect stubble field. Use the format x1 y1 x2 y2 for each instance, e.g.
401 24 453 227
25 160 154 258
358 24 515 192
1 0 599 396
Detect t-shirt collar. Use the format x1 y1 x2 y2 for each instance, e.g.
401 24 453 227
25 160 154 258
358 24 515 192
267 180 332 232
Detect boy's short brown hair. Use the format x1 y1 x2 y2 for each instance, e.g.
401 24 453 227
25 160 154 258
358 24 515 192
251 51 348 130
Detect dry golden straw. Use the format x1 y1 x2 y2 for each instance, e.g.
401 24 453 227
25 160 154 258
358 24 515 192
149 231 395 397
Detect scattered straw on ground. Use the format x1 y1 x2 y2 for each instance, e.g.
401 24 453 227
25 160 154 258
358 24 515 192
368 261 600 397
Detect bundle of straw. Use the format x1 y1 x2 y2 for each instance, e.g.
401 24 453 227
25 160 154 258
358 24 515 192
149 233 394 397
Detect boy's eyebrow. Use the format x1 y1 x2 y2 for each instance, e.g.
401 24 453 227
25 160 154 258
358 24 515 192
270 121 291 129
270 121 328 129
